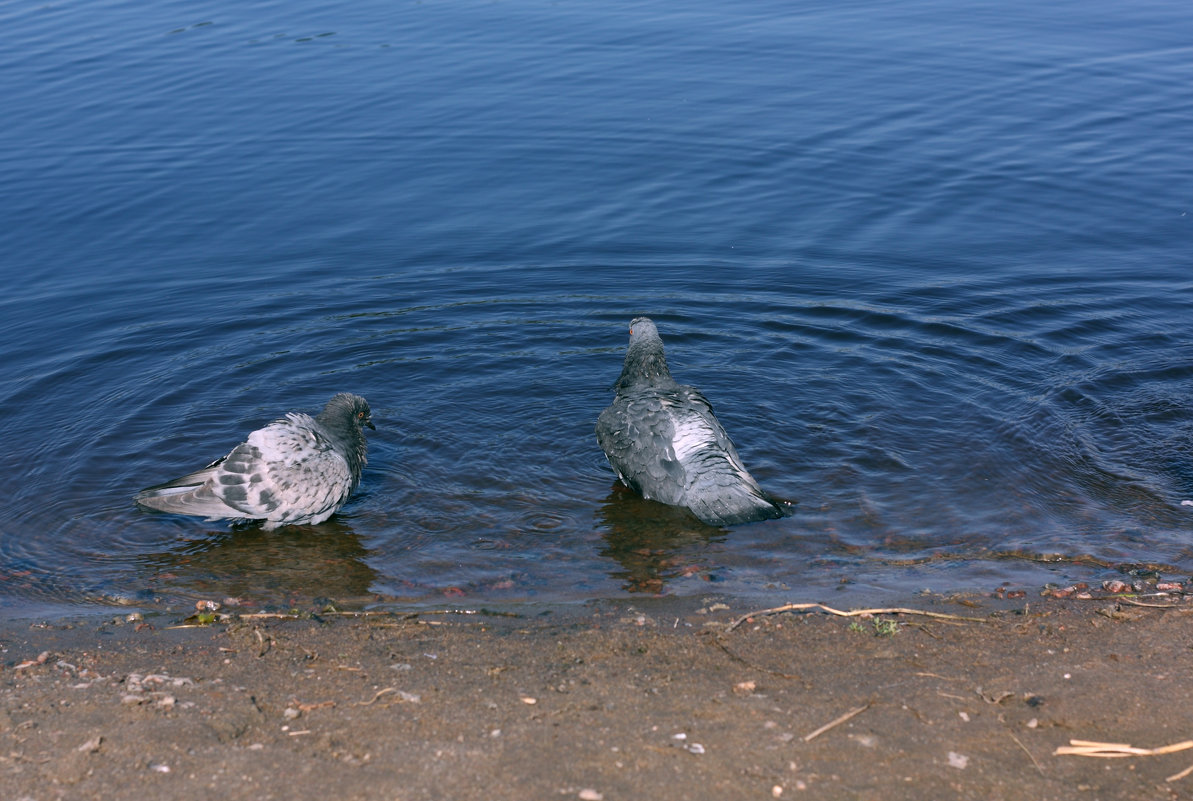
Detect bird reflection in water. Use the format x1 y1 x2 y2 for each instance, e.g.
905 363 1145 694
139 519 377 610
596 483 726 594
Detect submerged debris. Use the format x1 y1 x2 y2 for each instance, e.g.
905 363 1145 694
1041 576 1189 601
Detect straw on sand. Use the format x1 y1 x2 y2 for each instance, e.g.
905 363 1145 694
1055 738 1193 782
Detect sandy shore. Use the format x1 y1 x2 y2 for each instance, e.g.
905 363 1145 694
2 593 1192 800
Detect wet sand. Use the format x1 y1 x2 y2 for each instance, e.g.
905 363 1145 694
2 593 1192 800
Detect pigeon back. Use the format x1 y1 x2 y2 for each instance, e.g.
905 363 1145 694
135 394 372 529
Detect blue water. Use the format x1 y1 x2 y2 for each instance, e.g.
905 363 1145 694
2 0 1191 618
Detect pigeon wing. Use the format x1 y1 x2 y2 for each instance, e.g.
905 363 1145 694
596 391 687 506
133 455 244 520
213 413 353 527
667 387 785 526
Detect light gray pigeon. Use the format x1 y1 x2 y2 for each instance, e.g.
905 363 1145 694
595 317 787 526
135 393 374 529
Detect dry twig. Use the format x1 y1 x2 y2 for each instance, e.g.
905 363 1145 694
803 703 871 742
1055 738 1193 758
700 631 805 681
1117 598 1182 609
1167 764 1193 783
1164 763 1193 783
1010 732 1044 775
295 700 335 712
727 603 986 632
358 687 399 706
1058 737 1193 780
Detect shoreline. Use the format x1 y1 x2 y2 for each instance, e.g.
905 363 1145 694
3 592 1192 799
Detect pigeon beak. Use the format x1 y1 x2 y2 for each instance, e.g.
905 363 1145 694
366 420 376 431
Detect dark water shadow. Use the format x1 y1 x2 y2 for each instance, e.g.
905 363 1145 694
595 483 726 594
136 519 379 610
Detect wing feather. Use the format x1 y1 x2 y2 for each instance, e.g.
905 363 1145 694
216 417 352 525
136 413 354 528
597 384 785 526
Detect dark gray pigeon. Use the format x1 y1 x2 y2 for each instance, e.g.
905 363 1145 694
135 393 374 529
595 317 787 526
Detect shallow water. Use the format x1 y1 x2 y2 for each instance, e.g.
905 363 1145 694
2 0 1191 617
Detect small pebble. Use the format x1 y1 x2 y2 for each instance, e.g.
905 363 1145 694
687 743 705 755
772 786 784 798
578 790 603 801
1026 718 1039 729
283 708 301 720
947 752 969 770
77 736 103 753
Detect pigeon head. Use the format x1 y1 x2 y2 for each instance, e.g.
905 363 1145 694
628 316 660 346
614 316 675 390
320 393 374 431
316 393 373 483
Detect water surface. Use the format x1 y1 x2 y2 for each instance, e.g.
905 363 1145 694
2 0 1191 617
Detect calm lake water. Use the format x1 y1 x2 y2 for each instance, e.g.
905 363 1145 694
2 0 1191 618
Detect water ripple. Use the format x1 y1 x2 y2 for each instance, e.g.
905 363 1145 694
2 0 1191 615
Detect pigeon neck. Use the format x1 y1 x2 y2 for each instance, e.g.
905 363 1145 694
317 412 369 484
341 433 368 486
615 341 675 390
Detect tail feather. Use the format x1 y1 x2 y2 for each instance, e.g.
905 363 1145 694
134 460 243 520
136 458 222 494
685 486 788 526
135 483 243 520
682 454 793 525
